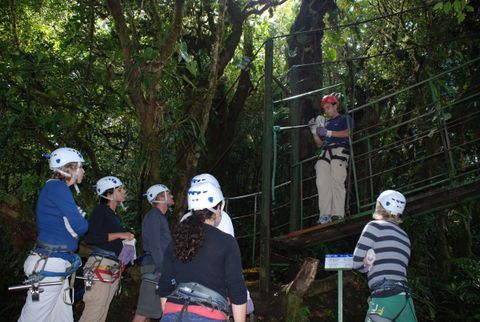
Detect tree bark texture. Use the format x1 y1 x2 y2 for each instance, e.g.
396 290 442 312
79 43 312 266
106 0 185 217
285 258 319 321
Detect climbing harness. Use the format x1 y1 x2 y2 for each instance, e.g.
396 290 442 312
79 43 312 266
317 143 350 164
79 247 123 291
8 241 81 303
167 282 230 321
367 279 417 322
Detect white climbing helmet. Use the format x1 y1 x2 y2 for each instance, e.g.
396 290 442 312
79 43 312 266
187 182 224 212
145 184 170 204
190 173 221 189
376 190 406 216
96 176 123 196
48 147 85 170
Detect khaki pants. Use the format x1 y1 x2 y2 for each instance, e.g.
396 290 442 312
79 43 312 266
79 256 120 322
18 254 73 322
315 146 349 217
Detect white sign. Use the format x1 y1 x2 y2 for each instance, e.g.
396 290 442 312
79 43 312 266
324 254 353 270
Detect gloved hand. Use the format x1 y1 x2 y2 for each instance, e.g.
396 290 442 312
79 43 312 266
118 238 137 265
77 206 86 218
308 118 317 135
317 127 332 137
315 115 325 128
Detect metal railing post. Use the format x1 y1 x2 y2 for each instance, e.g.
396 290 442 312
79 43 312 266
260 37 273 295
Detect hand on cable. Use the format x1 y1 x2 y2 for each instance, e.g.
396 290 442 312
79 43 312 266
315 115 325 128
308 118 317 135
317 127 332 137
118 237 137 265
77 206 86 218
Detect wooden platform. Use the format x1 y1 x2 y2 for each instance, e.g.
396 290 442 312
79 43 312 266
275 179 480 248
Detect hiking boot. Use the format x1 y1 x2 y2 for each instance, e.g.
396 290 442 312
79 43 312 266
318 215 332 225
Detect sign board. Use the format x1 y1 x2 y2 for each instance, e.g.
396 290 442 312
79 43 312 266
324 254 353 270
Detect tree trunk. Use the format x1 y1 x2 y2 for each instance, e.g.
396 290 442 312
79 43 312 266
285 258 319 321
174 0 228 217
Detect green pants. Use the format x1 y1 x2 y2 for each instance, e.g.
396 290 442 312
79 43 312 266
365 293 417 322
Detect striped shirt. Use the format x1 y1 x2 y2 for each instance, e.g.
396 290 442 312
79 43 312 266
352 220 411 290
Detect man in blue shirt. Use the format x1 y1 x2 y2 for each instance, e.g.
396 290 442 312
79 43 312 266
310 94 353 224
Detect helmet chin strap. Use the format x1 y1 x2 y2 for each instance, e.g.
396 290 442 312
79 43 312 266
100 193 125 210
55 166 81 194
151 191 169 205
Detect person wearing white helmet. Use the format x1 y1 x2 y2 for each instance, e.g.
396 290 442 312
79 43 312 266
79 176 134 322
353 190 417 322
133 184 174 322
180 173 235 237
309 94 353 225
157 182 247 322
18 147 88 322
183 173 256 315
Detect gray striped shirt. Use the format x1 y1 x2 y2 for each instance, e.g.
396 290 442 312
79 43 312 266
352 220 411 290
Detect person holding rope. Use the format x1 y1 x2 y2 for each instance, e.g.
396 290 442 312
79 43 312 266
79 176 134 322
18 147 88 322
158 181 247 322
132 184 174 322
352 190 417 322
309 93 353 224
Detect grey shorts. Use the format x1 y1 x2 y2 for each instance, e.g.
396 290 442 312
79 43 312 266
135 264 162 318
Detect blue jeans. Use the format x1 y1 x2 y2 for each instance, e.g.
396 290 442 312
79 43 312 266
161 312 226 322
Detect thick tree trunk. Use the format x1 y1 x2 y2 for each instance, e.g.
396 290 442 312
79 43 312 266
285 258 319 321
174 0 228 217
106 0 184 217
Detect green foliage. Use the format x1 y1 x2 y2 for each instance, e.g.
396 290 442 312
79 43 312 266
434 0 475 23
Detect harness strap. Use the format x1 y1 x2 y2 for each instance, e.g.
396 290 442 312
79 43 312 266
317 145 349 163
94 265 122 283
177 299 190 322
27 252 81 280
90 247 120 263
83 255 123 284
167 282 230 315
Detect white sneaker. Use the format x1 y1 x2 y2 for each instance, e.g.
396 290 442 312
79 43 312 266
318 215 332 225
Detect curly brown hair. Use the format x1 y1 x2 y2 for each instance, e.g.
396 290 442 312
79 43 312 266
173 206 218 263
50 162 81 181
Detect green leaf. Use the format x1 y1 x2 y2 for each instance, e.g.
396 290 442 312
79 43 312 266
433 2 444 11
142 47 157 60
444 1 452 14
453 0 462 14
186 60 197 77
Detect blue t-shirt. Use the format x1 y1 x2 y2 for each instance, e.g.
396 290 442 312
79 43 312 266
324 114 353 146
36 180 88 251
